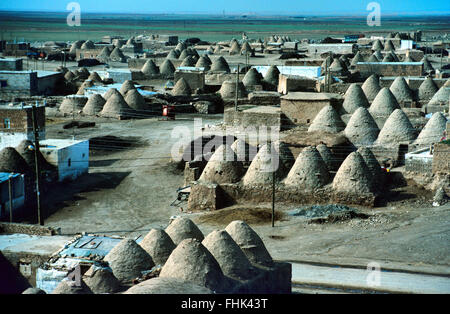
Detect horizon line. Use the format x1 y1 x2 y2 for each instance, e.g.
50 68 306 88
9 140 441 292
1 9 450 17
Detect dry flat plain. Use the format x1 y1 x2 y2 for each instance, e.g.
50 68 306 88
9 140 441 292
40 114 450 280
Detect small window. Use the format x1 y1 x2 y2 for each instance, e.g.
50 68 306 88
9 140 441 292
0 80 7 88
68 158 71 167
82 153 85 158
4 118 11 129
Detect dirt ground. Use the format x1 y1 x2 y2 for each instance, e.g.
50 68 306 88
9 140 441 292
40 111 449 277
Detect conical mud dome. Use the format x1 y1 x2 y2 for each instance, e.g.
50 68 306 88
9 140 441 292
172 78 192 96
264 65 280 87
125 89 146 110
139 229 176 266
51 279 92 294
418 77 439 101
100 92 132 119
376 109 417 145
83 93 106 115
219 80 247 99
76 80 94 95
241 41 253 54
428 85 450 105
195 56 211 70
367 54 379 62
165 217 204 245
202 230 255 280
88 71 102 83
120 80 136 95
342 83 370 113
16 140 53 172
369 87 400 116
97 47 111 62
210 56 230 72
242 68 262 87
374 50 383 61
357 147 383 187
199 145 244 184
59 95 88 114
104 238 155 283
384 40 395 51
414 112 447 145
81 40 95 50
160 59 175 76
308 105 345 133
109 47 126 62
284 146 331 189
350 51 364 67
176 42 186 51
141 59 159 75
329 57 346 73
390 51 400 62
390 77 413 103
225 220 273 267
229 41 241 55
180 56 195 67
372 40 384 50
83 266 120 294
344 107 380 146
332 152 374 194
167 49 179 59
242 143 291 186
382 53 395 62
69 40 83 54
0 147 32 174
362 74 381 102
159 239 227 292
103 88 121 100
316 144 338 172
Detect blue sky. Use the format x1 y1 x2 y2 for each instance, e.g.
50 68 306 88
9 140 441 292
0 0 449 15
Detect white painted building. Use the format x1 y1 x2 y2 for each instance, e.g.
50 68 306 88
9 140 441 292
253 66 321 79
39 139 89 182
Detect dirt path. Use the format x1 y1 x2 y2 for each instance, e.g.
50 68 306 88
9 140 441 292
43 115 222 235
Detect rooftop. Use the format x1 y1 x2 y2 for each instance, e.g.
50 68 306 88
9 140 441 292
281 91 343 101
357 62 423 65
0 70 60 78
40 139 89 150
0 172 22 183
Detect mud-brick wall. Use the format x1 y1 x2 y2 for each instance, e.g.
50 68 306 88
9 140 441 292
432 143 450 174
0 71 37 96
405 152 433 174
174 71 205 90
356 63 423 78
0 108 28 132
0 106 45 137
224 108 283 131
280 97 342 126
277 74 317 94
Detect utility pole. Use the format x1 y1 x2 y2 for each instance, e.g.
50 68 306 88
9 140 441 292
31 105 43 225
235 64 240 112
272 169 275 228
8 175 13 223
327 51 332 93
